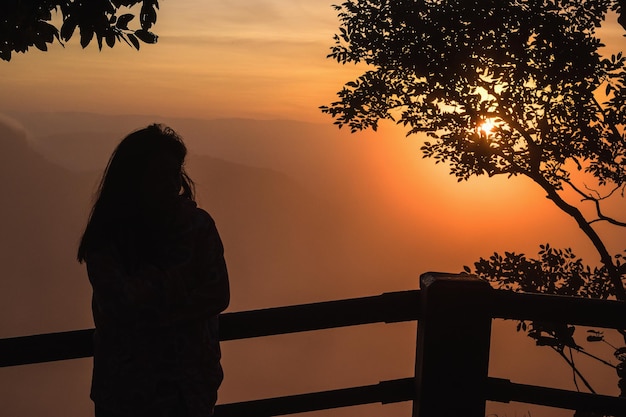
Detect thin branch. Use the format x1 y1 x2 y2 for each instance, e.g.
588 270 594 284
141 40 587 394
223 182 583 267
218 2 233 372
555 348 597 394
569 347 581 392
562 179 626 227
569 344 616 368
590 200 626 227
562 177 597 200
602 338 619 351
583 182 603 200
531 173 626 301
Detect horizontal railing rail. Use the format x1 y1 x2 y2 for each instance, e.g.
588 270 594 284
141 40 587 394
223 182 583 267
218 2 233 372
487 377 626 416
0 290 420 368
1 273 625 417
212 376 626 417
213 378 414 417
219 289 420 340
490 290 626 329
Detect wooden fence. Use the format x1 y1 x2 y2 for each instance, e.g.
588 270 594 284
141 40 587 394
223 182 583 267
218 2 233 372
1 272 625 416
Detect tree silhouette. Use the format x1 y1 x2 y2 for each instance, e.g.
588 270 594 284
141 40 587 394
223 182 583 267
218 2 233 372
322 0 626 401
0 0 159 61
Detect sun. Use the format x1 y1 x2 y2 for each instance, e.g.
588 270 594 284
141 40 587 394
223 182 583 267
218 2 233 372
478 119 495 135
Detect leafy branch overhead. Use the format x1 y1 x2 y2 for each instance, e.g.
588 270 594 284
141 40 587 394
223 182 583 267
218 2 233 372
0 0 160 61
323 0 626 184
323 0 626 397
322 0 626 300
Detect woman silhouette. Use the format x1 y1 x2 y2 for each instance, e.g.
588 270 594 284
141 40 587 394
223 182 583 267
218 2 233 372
78 124 229 417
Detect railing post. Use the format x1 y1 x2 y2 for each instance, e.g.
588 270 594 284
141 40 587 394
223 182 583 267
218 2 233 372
413 272 493 417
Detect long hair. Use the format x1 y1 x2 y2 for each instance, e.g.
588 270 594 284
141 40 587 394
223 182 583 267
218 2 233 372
77 124 195 264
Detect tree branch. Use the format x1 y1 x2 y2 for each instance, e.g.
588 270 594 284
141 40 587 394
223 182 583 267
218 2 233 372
531 173 626 301
484 86 626 301
569 344 617 368
555 347 597 394
563 180 626 227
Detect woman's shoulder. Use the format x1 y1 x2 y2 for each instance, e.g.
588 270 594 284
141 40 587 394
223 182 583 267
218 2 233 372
178 199 216 231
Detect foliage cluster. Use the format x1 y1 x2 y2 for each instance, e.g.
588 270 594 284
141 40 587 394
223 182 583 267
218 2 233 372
467 245 621 298
0 0 159 61
322 0 626 399
321 0 626 299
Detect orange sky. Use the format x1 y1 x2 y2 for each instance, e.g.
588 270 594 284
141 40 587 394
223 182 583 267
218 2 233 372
1 2 624 121
1 3 625 417
0 1 366 121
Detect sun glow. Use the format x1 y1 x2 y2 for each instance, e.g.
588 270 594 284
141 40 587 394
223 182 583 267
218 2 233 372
478 119 496 135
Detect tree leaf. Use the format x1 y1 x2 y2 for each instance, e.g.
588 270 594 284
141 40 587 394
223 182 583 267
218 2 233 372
116 14 135 30
34 39 48 52
134 29 158 44
127 33 140 50
106 32 116 48
60 17 78 42
140 2 158 30
80 26 95 48
0 48 12 62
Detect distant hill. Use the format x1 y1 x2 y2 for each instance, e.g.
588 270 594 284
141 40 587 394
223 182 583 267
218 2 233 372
0 114 350 337
3 111 391 198
0 117 96 336
2 111 452 308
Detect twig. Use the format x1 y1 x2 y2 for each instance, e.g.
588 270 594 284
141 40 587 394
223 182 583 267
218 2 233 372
555 347 597 394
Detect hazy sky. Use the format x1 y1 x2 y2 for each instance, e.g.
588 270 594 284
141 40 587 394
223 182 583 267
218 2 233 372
1 2 625 417
1 1 366 121
2 1 624 121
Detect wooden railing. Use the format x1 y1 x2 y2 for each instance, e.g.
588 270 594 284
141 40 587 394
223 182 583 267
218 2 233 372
1 272 625 416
